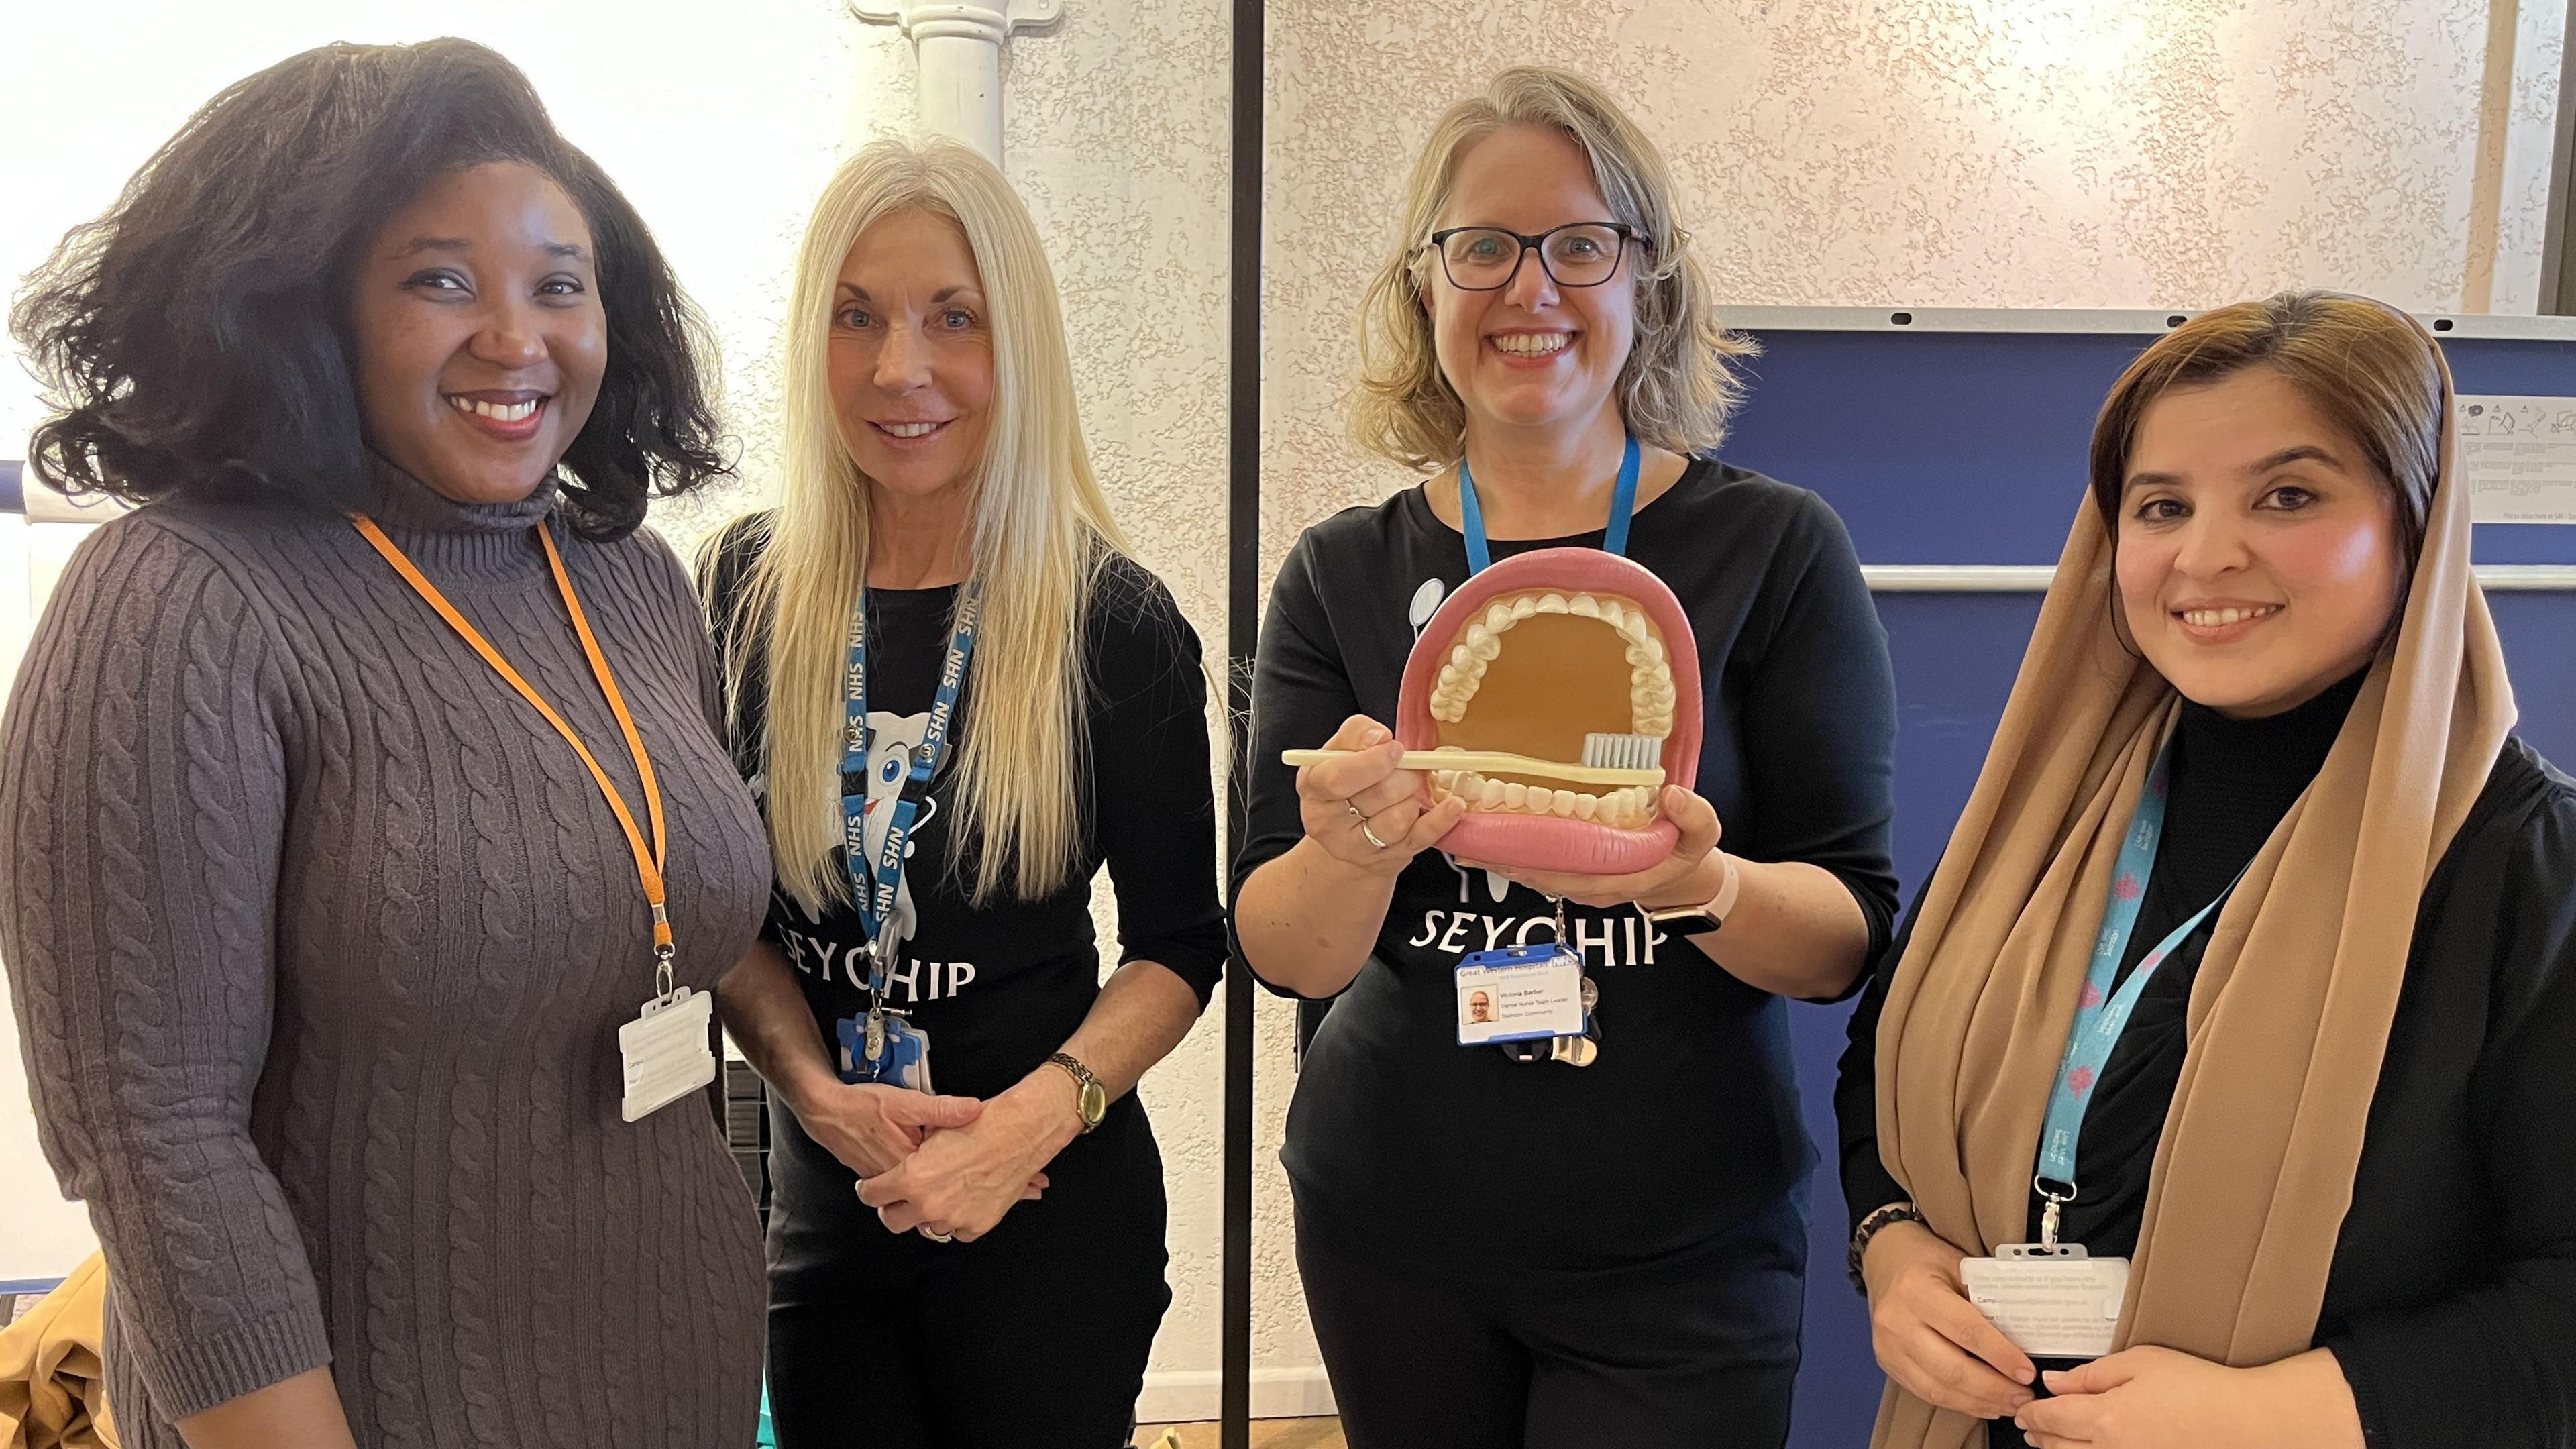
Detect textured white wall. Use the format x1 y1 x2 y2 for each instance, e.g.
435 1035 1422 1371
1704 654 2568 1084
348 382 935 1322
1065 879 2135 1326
1262 0 2569 571
1 0 2567 1421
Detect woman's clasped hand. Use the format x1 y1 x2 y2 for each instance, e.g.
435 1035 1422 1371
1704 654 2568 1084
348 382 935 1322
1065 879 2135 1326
2010 1348 2367 1449
1861 1221 2037 1422
780 1076 1048 1240
1864 1213 2370 1448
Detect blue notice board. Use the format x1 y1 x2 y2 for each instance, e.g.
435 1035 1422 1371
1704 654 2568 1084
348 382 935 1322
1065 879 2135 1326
1717 309 2576 1449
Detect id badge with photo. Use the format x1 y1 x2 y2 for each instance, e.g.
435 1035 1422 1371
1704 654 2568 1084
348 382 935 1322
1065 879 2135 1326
1958 1246 2131 1359
1454 945 1587 1046
619 985 716 1122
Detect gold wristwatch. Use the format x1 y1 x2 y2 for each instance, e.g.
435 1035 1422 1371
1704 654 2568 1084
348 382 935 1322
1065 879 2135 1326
1046 1053 1108 1134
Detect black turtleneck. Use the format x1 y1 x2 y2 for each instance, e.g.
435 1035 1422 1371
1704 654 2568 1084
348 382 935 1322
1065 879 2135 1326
2048 669 2366 1258
1835 676 2576 1448
1839 671 2365 1258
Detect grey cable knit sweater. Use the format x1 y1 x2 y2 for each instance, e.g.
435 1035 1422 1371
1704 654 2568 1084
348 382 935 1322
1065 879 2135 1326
0 460 771 1448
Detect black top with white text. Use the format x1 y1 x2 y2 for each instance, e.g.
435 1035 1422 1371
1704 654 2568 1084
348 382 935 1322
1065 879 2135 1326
1233 458 1901 1274
703 515 1226 1265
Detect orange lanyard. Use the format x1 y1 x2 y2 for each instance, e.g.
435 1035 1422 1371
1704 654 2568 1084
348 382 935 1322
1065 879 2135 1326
352 515 677 988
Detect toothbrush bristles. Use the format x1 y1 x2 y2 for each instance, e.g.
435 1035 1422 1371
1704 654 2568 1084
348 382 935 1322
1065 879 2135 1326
1581 733 1662 772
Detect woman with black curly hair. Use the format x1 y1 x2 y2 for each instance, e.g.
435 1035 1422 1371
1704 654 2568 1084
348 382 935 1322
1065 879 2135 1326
1 40 767 1449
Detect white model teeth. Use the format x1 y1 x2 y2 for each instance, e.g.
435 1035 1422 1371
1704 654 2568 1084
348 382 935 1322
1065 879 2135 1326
450 397 540 423
1492 333 1572 356
881 421 943 438
1427 589 1677 739
2182 605 2279 627
1432 771 1659 826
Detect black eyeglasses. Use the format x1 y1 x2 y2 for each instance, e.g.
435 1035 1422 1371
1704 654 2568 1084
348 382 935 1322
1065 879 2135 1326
1424 222 1636 291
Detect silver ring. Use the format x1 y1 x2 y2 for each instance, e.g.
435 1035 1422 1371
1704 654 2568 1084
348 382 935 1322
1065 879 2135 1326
1344 799 1367 820
922 1228 955 1243
1359 820 1390 850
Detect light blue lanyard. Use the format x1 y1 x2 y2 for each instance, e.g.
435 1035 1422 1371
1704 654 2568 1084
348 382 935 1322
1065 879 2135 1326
2033 742 2244 1246
1456 434 1641 576
839 583 981 993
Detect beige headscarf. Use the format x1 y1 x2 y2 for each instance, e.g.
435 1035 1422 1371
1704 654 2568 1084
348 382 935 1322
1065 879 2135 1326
1870 299 2516 1449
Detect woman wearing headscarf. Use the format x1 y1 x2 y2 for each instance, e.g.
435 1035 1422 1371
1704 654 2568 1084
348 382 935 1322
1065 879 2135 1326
1837 292 2576 1449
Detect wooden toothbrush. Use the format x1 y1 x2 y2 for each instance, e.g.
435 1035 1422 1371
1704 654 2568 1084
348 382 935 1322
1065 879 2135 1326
1281 733 1665 789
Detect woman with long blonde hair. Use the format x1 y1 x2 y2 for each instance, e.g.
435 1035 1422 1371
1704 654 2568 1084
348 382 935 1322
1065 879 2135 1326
702 138 1224 1448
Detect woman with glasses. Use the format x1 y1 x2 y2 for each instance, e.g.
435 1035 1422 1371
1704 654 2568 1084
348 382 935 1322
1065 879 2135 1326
1232 67 1898 1448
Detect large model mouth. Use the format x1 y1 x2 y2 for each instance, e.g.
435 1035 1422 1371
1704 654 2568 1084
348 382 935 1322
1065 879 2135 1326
1420 586 1676 826
1397 548 1702 874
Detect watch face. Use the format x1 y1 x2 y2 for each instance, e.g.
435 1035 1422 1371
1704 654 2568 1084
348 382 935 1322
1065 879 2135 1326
1079 1080 1108 1125
1654 910 1719 936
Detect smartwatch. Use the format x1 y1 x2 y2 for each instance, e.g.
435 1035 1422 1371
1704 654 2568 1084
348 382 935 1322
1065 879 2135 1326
1644 853 1741 938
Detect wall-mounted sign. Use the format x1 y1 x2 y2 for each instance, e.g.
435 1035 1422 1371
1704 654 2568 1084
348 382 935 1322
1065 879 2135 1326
2458 396 2576 523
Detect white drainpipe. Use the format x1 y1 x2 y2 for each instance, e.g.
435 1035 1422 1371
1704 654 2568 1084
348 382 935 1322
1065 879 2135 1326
850 1 1065 164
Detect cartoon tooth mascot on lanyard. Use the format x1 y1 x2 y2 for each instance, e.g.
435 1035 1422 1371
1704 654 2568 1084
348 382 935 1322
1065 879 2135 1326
834 709 937 1091
837 578 979 1095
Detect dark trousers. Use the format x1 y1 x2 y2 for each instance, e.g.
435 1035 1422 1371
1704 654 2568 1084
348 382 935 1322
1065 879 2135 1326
766 1222 1170 1449
1295 1189 1809 1449
762 1088 1175 1449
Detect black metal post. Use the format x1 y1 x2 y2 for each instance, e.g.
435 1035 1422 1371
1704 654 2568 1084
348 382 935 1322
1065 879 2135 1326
1220 0 1263 1443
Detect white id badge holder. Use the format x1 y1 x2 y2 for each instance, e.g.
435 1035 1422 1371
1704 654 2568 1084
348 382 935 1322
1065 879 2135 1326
1455 944 1587 1049
1957 1244 2131 1360
619 985 717 1122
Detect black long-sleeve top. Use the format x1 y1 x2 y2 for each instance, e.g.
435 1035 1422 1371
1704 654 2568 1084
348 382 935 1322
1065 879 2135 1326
1836 675 2576 1448
1234 460 1900 1274
701 516 1227 1272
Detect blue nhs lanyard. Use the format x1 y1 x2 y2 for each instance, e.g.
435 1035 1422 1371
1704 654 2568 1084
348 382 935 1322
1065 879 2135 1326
2033 742 2245 1248
841 583 982 991
1456 434 1641 575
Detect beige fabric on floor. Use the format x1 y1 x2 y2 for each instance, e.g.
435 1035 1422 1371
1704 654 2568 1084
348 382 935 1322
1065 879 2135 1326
1869 310 2516 1449
0 1254 118 1449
